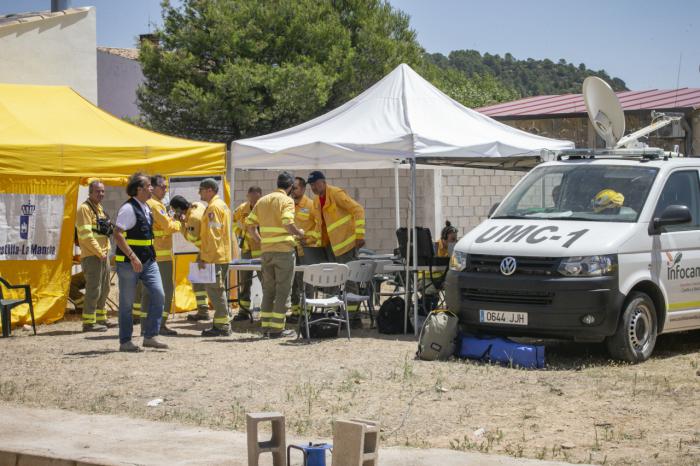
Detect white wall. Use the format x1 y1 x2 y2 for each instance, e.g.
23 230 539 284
97 50 144 119
0 7 97 103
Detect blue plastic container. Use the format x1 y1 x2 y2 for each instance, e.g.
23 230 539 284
287 442 332 466
458 334 545 369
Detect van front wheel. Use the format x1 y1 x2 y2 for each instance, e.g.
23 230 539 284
606 291 657 363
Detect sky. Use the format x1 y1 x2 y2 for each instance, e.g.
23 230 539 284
1 0 698 91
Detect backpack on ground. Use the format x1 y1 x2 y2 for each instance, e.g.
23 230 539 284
377 296 413 334
300 312 341 339
417 310 459 361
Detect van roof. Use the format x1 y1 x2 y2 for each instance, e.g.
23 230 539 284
543 156 700 170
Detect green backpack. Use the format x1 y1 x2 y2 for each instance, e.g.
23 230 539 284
417 310 459 361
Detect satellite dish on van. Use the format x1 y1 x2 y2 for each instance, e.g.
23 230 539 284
583 77 625 148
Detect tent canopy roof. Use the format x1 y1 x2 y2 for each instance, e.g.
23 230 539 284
0 83 225 178
233 64 574 170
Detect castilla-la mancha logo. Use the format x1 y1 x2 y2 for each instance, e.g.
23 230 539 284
20 201 36 240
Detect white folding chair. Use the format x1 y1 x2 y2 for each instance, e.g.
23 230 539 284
346 260 378 327
300 263 350 340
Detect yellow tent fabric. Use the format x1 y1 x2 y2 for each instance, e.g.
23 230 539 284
0 83 226 329
0 83 224 177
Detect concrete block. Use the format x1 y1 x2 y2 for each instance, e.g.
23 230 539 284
246 412 285 466
0 451 18 466
332 419 380 466
374 187 390 198
16 455 75 466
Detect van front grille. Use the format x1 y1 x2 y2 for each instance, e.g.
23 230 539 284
462 288 554 306
467 254 560 275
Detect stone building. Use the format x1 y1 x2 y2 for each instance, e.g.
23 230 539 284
97 47 144 119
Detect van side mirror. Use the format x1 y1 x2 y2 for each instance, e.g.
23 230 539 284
488 202 500 217
648 205 692 235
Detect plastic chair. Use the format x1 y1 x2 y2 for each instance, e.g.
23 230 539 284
300 263 350 341
346 260 377 327
0 277 36 337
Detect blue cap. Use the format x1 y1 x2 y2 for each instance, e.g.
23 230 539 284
307 171 325 184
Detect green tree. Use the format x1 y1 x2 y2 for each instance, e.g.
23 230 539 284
137 0 424 141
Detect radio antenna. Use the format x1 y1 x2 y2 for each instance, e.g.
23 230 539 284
674 52 682 107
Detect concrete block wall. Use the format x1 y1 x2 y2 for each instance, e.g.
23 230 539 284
440 168 524 239
234 169 432 254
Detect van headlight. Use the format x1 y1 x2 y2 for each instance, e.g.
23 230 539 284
557 255 616 277
450 251 468 272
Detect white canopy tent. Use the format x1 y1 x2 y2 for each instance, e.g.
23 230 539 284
231 63 574 334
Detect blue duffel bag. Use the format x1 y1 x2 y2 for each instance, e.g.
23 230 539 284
458 334 545 369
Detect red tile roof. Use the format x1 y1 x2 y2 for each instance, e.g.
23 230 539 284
478 88 700 117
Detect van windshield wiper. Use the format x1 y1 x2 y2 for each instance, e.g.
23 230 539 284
490 215 527 219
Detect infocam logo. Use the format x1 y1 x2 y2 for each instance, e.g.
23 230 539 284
665 251 700 281
20 201 36 240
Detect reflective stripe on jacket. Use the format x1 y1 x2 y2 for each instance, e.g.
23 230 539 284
184 202 206 249
200 195 232 264
114 198 155 264
246 189 296 253
75 200 110 259
312 184 365 257
147 197 181 262
294 195 319 254
233 202 262 258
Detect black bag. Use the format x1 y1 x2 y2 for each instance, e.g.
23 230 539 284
377 296 413 334
396 227 434 266
300 312 341 339
84 201 114 237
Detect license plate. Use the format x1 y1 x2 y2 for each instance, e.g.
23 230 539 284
480 310 528 326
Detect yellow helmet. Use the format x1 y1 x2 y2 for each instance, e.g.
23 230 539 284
592 189 624 213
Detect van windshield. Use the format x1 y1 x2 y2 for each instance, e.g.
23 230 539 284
492 165 658 222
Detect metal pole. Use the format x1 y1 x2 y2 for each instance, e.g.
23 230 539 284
411 159 419 336
394 162 400 231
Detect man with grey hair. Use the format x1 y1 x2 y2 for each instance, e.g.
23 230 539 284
198 178 233 337
75 179 114 332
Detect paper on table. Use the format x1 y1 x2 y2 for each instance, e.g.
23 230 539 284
188 262 216 284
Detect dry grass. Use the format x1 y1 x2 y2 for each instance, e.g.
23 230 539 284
1 314 700 466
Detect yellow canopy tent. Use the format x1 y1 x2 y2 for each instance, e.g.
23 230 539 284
0 83 227 328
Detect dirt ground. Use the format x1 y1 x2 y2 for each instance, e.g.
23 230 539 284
1 311 699 466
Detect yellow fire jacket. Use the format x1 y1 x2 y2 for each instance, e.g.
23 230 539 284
75 200 110 259
200 195 232 264
147 197 181 262
295 195 320 255
246 189 296 254
312 184 365 257
183 202 206 249
233 201 262 258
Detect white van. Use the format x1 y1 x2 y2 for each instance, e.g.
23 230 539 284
445 149 700 362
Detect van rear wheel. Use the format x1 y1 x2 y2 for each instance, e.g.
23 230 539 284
606 291 657 363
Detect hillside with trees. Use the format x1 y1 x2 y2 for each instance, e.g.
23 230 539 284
426 50 628 98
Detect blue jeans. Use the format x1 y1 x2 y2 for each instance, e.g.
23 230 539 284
117 259 164 344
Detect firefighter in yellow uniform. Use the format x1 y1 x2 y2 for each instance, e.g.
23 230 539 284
232 186 262 320
170 195 210 321
198 178 233 337
141 175 182 335
75 180 113 332
246 172 305 338
288 176 320 321
307 171 365 325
